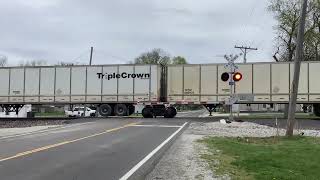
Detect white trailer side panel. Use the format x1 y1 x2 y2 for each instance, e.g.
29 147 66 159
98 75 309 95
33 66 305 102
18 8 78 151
71 67 86 102
134 65 150 102
118 66 133 102
25 68 40 102
40 68 55 102
235 64 252 94
87 66 102 102
167 66 183 102
253 64 270 101
0 69 9 102
290 63 308 101
9 68 24 102
150 65 159 102
309 62 320 101
200 65 217 102
271 63 289 101
183 65 200 102
102 66 118 102
55 67 70 102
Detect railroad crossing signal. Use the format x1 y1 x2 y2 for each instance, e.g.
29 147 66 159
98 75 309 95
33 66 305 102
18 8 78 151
221 72 229 82
220 72 243 82
233 72 242 81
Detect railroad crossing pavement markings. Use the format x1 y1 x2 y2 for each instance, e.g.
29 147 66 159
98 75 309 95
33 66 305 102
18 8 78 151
0 122 139 162
120 122 188 180
0 121 188 163
130 124 182 128
0 121 97 140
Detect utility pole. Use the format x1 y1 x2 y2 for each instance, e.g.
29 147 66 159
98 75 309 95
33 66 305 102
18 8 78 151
286 0 308 136
89 46 94 65
224 54 240 121
234 46 257 63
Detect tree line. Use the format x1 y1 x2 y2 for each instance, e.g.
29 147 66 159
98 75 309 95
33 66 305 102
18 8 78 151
0 48 187 67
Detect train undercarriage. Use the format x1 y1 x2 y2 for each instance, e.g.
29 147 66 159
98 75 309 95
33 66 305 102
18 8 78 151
1 103 320 118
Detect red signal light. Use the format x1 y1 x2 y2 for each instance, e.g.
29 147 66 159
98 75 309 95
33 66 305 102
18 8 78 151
233 72 242 81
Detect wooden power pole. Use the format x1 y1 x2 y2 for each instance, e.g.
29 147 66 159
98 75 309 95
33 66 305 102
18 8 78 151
234 46 257 63
89 47 93 65
286 0 308 136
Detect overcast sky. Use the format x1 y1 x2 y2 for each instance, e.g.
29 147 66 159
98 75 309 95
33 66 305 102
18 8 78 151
0 0 277 65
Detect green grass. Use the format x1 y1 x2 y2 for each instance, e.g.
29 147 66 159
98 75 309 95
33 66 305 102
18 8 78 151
199 136 320 180
35 111 65 117
243 115 319 119
232 112 320 119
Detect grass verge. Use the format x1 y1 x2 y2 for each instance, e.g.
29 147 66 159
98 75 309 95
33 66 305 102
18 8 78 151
199 136 320 180
129 114 143 118
241 113 320 119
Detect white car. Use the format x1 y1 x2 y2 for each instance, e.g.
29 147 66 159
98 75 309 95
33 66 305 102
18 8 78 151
65 107 96 117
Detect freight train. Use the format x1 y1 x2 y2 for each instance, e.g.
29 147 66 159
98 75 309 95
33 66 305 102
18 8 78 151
1 61 320 118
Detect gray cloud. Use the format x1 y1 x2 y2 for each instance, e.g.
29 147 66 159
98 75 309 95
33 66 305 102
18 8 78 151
0 0 277 65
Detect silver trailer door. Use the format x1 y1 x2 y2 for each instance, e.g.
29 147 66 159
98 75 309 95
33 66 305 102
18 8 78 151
167 66 183 102
183 65 200 102
0 69 9 103
87 66 102 102
200 65 218 103
25 68 40 103
134 65 151 102
9 68 24 102
71 67 86 102
55 67 71 102
253 64 271 102
40 67 55 102
102 66 118 102
271 63 289 102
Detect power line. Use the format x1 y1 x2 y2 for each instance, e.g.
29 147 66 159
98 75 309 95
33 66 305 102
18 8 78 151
234 45 258 63
70 50 90 62
94 49 128 63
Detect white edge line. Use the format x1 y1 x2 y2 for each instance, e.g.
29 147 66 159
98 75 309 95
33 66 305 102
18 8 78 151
130 125 182 128
119 122 188 180
0 122 95 140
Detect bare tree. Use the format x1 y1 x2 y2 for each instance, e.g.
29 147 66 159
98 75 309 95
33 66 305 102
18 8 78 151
269 0 319 62
0 55 8 67
18 59 48 66
134 48 171 65
55 61 85 66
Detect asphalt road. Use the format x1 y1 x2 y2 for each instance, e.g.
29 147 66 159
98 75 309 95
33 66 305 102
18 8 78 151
176 109 207 118
0 119 186 180
1 110 319 180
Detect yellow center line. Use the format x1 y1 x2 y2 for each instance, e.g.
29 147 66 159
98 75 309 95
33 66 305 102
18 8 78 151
0 122 139 162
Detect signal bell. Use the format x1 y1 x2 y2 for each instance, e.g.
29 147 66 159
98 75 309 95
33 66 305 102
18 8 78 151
233 72 242 81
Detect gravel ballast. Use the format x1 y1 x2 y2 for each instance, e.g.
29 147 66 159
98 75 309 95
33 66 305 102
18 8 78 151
146 134 220 180
0 120 71 129
147 121 320 180
0 125 61 138
187 121 320 137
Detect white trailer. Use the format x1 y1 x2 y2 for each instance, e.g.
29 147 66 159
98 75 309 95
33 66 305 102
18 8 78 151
2 61 320 118
164 62 320 116
0 64 162 117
